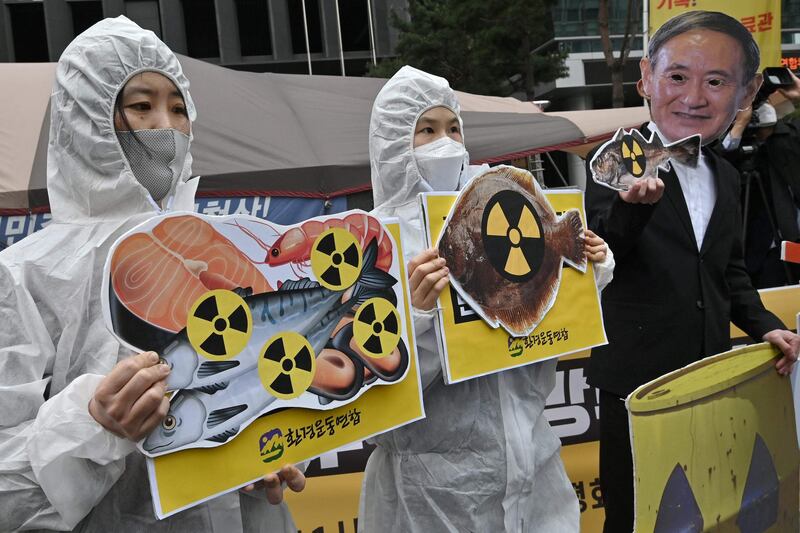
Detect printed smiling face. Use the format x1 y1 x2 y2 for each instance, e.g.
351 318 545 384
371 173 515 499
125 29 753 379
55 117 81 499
640 29 761 144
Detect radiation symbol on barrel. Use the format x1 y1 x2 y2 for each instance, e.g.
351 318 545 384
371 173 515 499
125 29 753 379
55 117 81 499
481 190 545 282
310 228 362 291
621 133 647 177
258 332 316 400
187 289 252 360
353 297 401 358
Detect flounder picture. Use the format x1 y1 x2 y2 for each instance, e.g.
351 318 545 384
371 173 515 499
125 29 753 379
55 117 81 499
437 165 586 337
590 128 701 191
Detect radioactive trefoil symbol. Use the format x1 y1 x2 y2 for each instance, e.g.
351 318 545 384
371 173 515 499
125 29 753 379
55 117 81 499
311 228 362 291
187 289 252 360
621 134 647 177
481 190 545 282
258 332 316 400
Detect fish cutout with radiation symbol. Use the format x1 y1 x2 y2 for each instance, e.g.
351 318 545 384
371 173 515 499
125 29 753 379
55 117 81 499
437 165 586 337
590 128 701 191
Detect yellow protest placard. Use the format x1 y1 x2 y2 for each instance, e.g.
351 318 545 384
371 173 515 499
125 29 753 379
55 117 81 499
649 0 781 69
142 220 424 518
421 190 606 384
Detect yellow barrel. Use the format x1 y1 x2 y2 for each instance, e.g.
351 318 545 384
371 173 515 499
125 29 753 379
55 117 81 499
628 343 799 532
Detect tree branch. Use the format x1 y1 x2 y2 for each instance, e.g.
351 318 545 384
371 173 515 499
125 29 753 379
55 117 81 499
619 0 640 64
598 0 616 68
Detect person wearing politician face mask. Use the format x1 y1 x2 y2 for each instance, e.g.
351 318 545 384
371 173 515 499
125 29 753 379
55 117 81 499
0 17 303 532
360 66 613 532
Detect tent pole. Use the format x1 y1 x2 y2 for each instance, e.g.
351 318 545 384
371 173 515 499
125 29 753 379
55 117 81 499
366 0 377 66
335 0 346 76
302 0 313 75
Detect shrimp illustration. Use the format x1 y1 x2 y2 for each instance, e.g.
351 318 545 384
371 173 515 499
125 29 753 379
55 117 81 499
231 212 394 275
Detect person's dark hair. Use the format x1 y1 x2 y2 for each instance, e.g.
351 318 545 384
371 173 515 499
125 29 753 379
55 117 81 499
648 10 760 84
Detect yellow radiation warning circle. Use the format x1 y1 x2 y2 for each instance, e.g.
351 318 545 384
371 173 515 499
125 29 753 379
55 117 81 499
481 190 545 283
311 228 362 291
621 135 647 177
187 289 252 360
353 297 401 359
258 332 316 400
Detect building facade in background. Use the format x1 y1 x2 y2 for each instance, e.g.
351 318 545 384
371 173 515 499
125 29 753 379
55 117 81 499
2 0 800 96
0 0 405 76
540 0 800 112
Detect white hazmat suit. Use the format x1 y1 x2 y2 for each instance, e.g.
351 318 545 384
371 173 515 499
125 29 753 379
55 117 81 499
0 17 295 532
358 66 582 532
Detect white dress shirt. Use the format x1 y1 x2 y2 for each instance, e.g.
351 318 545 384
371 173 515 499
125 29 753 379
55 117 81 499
648 122 716 250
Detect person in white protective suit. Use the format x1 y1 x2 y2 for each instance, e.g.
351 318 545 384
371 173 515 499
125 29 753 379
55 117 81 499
0 17 304 532
358 65 614 532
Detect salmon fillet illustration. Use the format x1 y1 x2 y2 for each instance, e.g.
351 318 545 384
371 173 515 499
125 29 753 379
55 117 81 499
437 166 586 337
110 215 272 333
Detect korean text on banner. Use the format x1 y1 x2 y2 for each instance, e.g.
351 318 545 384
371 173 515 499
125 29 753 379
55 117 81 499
649 0 781 70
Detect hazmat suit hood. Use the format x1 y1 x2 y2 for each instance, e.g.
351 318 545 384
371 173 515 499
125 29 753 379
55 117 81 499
48 16 198 222
370 65 469 216
0 17 295 531
370 66 477 262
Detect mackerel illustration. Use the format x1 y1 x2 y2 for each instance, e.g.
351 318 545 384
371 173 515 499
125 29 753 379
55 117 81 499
142 371 277 454
161 239 395 393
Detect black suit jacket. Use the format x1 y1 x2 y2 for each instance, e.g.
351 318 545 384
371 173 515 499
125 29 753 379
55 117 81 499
585 125 784 397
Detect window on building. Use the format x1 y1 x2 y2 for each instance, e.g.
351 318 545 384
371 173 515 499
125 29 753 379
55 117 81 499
235 0 271 56
783 0 800 29
70 1 104 37
288 0 323 54
337 0 369 52
8 2 49 61
181 0 219 58
125 0 162 38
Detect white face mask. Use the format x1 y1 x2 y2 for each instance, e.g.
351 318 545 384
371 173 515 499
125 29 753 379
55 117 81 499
117 128 190 202
414 136 466 191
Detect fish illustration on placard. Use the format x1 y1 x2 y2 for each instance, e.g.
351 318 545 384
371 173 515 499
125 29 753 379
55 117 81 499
437 165 586 337
143 371 278 454
161 240 399 400
590 128 701 191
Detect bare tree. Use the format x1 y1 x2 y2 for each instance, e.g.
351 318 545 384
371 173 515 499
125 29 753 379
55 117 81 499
598 0 641 108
